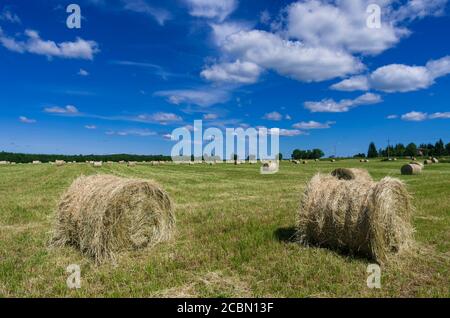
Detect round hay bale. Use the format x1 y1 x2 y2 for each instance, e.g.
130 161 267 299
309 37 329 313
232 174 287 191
302 160 308 164
424 159 433 165
330 159 336 162
331 168 372 182
127 161 136 167
431 157 439 163
55 160 65 166
401 164 422 175
261 161 278 173
410 161 423 168
51 174 175 263
297 174 413 263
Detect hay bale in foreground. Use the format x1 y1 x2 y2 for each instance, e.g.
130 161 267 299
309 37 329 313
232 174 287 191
410 161 423 168
297 174 413 263
51 174 175 263
331 168 372 182
401 164 422 175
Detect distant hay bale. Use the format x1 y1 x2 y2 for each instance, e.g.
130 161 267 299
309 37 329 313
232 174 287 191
431 157 439 163
331 168 372 182
32 160 41 164
261 161 278 173
330 159 336 162
55 160 65 166
127 161 136 167
0 161 9 165
93 161 103 167
297 174 413 263
424 159 433 165
401 164 422 175
315 159 319 162
302 160 308 164
51 174 175 263
292 160 299 164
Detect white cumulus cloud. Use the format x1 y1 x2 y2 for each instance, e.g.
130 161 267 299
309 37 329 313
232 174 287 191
0 28 99 60
201 60 262 84
304 93 382 113
332 56 450 93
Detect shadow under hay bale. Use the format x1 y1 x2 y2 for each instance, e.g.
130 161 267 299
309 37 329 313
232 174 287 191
401 164 422 175
274 227 297 243
331 168 372 182
297 173 413 263
51 174 175 264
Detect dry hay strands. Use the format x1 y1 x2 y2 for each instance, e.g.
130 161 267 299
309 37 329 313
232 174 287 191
297 174 413 263
51 174 175 264
331 168 373 182
401 164 422 175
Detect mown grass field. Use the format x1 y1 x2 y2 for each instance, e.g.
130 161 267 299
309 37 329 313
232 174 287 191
0 160 449 297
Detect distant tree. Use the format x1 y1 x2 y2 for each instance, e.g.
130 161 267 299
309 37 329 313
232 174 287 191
278 153 283 161
353 153 366 158
394 143 405 157
367 142 378 158
311 149 324 159
404 143 417 157
435 139 445 157
446 143 450 156
292 149 302 160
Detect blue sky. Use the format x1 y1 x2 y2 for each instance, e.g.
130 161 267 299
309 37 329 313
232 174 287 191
1 0 449 157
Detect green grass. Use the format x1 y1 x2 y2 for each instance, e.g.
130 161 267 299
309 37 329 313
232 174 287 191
0 160 449 297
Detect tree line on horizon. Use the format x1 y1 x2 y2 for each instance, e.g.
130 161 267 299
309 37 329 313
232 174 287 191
0 152 172 163
359 139 450 158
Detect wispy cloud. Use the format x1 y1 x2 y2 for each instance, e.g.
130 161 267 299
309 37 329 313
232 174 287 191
78 69 89 76
84 125 97 129
262 111 283 121
19 116 36 124
122 0 172 26
292 120 335 129
44 105 79 114
401 111 450 121
106 128 157 137
136 112 182 124
0 9 21 24
155 88 230 107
